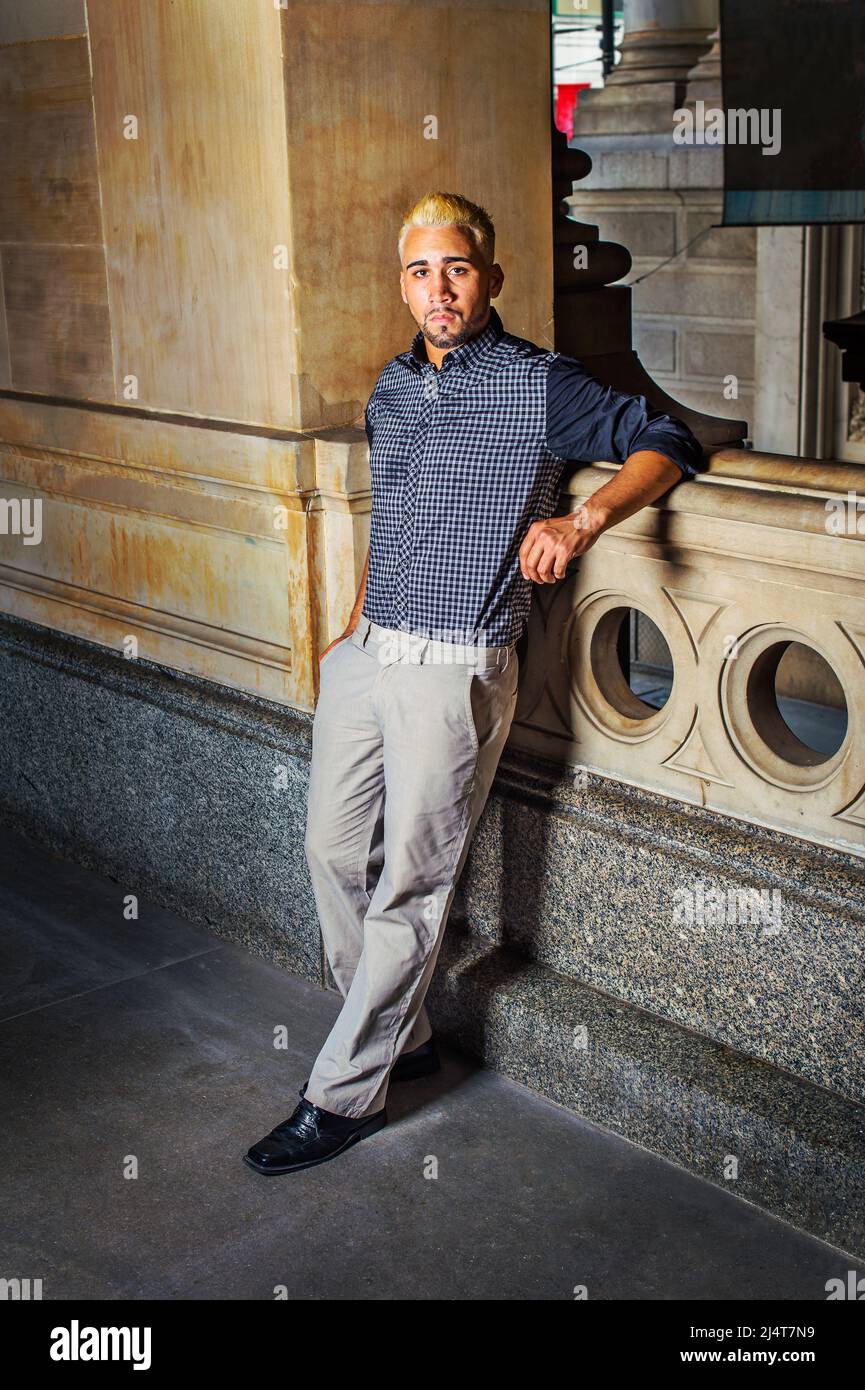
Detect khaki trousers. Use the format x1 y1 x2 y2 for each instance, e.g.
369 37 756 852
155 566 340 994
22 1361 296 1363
303 613 519 1119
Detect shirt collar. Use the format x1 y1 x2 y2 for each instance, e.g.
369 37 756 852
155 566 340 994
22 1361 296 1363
398 305 505 375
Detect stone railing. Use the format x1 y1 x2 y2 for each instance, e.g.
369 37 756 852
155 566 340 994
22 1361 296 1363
510 447 865 856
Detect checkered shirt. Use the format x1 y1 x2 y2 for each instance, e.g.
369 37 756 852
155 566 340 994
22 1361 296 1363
362 305 705 646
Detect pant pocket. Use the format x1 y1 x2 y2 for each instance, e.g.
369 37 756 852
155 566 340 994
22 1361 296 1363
320 636 348 670
463 668 480 755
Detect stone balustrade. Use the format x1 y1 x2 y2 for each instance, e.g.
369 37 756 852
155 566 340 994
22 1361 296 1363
512 447 865 857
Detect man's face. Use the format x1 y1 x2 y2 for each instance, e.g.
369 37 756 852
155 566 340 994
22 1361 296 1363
400 225 504 354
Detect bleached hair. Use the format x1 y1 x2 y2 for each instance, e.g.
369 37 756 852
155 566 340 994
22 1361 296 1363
398 191 495 267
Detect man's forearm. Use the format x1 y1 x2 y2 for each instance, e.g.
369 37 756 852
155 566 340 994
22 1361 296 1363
578 449 692 533
519 449 696 582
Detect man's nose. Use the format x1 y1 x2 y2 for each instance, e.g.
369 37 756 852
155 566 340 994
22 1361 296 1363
428 277 454 302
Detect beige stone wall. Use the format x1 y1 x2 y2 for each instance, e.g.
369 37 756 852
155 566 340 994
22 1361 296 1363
0 0 552 423
0 13 107 397
275 0 555 422
86 0 297 426
0 0 552 711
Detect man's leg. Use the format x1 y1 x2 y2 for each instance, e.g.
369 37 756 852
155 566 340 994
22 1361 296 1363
303 642 519 1119
304 635 433 1056
357 781 434 1053
303 635 383 1000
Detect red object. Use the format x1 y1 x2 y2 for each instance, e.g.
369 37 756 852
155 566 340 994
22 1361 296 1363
555 83 591 140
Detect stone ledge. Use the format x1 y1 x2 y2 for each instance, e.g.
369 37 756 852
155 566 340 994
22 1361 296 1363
497 746 865 920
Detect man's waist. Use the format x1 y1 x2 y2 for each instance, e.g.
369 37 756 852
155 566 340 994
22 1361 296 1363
352 613 516 668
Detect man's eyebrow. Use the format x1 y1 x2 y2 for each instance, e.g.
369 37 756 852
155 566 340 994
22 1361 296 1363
404 256 473 269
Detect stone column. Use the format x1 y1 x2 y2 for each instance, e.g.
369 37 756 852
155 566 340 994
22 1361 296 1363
681 24 722 109
575 0 718 134
606 0 719 86
0 0 556 712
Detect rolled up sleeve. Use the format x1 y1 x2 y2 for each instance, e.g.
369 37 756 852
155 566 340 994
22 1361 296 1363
545 353 706 481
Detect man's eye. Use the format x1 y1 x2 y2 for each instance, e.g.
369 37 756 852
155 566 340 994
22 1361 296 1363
412 266 469 276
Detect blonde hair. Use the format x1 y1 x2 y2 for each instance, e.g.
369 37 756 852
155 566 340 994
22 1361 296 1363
398 191 495 268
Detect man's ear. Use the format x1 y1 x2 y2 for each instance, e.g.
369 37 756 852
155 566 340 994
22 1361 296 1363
489 263 505 298
399 272 408 306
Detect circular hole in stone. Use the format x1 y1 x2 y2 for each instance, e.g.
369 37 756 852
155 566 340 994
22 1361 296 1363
590 607 672 720
747 640 847 764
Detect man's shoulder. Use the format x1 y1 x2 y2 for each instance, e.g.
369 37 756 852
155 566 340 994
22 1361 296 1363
499 325 553 357
467 326 559 386
497 327 558 373
543 349 594 378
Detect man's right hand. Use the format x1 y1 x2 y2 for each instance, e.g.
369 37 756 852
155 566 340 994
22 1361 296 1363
319 552 366 663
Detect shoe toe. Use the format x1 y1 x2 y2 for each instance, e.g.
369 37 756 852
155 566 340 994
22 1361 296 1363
246 1137 281 1168
246 1120 304 1168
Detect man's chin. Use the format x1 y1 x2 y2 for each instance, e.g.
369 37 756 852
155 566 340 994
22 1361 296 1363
423 319 471 349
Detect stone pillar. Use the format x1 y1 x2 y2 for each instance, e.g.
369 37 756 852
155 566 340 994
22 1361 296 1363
606 0 719 86
575 0 717 134
681 24 722 108
0 0 554 712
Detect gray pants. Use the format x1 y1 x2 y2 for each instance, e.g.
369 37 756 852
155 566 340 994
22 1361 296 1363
303 613 519 1119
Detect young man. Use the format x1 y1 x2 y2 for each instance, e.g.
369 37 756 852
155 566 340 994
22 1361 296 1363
245 191 705 1176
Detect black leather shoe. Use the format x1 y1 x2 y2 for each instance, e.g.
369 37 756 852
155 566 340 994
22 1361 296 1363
243 1098 387 1176
298 1036 441 1100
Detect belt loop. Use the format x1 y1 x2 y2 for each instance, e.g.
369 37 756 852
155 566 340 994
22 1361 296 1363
361 617 371 649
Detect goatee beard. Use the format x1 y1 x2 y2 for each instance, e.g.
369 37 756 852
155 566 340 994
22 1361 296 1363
422 312 478 349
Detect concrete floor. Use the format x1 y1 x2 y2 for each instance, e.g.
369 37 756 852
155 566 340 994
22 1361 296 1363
0 823 859 1301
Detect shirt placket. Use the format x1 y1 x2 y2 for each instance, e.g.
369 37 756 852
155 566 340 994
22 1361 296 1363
388 360 445 630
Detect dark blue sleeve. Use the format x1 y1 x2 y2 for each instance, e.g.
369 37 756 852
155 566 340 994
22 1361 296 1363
545 354 706 481
364 397 375 450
